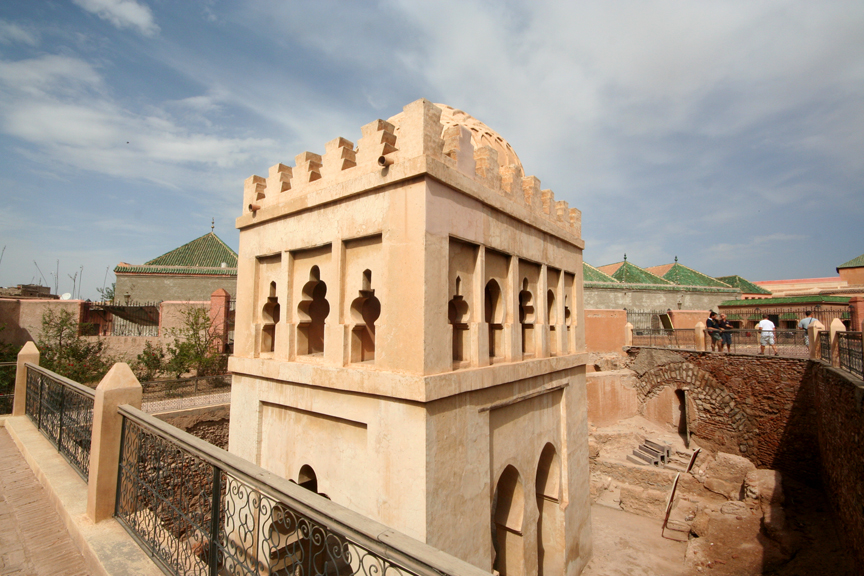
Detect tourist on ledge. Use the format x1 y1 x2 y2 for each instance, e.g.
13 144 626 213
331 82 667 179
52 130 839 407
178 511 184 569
706 311 722 352
718 313 733 354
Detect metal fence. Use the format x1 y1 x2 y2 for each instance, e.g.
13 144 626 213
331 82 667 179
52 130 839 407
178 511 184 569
625 309 671 331
115 406 489 576
631 329 696 349
0 362 15 415
24 363 95 480
819 331 831 363
838 332 863 380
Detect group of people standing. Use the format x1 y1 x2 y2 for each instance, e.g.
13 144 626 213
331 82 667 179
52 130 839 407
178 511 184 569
706 310 818 356
706 311 735 353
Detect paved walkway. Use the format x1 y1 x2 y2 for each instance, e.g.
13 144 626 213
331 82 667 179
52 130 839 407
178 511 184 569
0 428 90 576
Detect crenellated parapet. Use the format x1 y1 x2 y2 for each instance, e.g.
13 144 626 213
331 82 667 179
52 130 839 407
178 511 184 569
241 99 581 237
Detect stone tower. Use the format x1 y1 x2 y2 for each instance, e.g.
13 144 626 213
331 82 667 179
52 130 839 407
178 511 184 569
228 99 592 575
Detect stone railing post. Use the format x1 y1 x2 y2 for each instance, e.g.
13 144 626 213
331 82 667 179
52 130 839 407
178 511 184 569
210 288 231 353
694 321 706 352
624 322 633 347
829 318 845 368
87 363 143 523
12 342 39 416
808 320 825 360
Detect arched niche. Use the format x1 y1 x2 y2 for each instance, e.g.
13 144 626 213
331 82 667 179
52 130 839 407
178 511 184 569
519 279 535 356
297 266 330 355
547 289 558 356
449 275 470 364
535 444 564 576
298 464 318 493
485 280 504 360
350 269 380 363
492 465 525 576
261 281 280 353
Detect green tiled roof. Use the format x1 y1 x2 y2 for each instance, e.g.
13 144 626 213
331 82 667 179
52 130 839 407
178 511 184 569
115 265 236 276
608 261 672 285
715 275 772 295
657 263 732 288
583 263 618 284
837 253 864 269
115 232 238 276
719 295 850 307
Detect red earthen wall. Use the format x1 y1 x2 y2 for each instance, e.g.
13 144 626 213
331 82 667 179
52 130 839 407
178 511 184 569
585 309 627 354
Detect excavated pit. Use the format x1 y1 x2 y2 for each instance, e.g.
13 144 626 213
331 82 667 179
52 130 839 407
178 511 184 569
585 415 855 575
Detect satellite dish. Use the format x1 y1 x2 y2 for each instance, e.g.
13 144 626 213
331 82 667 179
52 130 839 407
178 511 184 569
60 293 72 300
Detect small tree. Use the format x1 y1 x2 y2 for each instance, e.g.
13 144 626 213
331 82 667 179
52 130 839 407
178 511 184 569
167 306 227 380
37 308 113 384
134 341 165 381
96 282 115 302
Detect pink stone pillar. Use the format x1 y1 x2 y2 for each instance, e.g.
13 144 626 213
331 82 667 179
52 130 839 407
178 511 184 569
829 318 845 368
12 342 39 416
210 288 231 353
87 363 142 523
624 322 633 347
694 322 705 352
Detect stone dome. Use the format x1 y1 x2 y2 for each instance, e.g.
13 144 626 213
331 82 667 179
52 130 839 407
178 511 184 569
434 104 523 174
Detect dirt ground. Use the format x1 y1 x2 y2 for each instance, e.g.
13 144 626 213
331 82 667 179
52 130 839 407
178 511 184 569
582 504 689 576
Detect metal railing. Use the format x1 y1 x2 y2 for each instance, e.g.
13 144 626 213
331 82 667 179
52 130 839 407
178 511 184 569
0 362 15 415
838 332 863 379
819 331 831 363
24 363 95 479
709 329 808 357
115 406 491 576
631 329 696 349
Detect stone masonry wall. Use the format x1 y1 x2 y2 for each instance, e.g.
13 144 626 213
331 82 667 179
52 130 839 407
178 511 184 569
626 348 817 484
627 347 864 565
809 363 864 564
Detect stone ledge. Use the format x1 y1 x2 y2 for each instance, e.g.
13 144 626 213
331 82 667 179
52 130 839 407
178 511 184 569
229 352 588 403
0 416 163 576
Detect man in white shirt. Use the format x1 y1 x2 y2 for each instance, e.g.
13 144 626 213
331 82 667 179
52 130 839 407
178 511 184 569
757 314 778 356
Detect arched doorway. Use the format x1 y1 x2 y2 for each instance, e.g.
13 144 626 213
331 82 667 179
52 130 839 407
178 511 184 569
492 465 525 576
535 444 564 576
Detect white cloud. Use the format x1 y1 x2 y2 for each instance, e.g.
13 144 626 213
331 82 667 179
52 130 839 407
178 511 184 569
0 54 275 193
0 20 38 46
72 0 160 37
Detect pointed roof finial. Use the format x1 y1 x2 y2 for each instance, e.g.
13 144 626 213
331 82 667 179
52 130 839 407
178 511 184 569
623 253 627 261
211 217 215 233
674 255 678 263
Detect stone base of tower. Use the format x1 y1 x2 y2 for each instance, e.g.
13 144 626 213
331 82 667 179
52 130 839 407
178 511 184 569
228 359 592 575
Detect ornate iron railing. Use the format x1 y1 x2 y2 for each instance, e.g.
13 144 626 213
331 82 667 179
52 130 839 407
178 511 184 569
0 362 16 415
24 363 95 479
819 331 831 362
838 332 863 379
116 406 491 576
631 329 696 349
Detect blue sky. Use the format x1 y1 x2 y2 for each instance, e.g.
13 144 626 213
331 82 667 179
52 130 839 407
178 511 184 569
0 1 862 299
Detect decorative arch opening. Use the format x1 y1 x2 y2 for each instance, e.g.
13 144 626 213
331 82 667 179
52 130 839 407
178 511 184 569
350 269 380 363
298 464 318 493
535 444 564 576
485 280 504 360
449 275 470 364
519 279 535 357
297 266 330 355
261 281 280 353
492 465 525 576
547 289 557 356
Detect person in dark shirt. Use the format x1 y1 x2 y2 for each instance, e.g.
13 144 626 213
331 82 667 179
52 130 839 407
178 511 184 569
718 313 733 353
706 311 721 352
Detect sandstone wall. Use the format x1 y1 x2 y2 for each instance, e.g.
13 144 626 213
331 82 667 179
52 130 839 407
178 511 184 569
584 286 735 312
115 274 236 302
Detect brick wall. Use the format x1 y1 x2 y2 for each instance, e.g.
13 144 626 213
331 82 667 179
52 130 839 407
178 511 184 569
627 347 864 564
809 363 864 564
